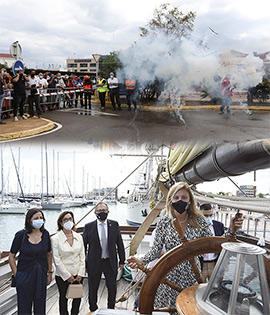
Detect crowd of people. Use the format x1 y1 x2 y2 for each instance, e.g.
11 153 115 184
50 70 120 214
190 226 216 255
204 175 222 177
8 181 244 315
9 202 125 315
0 67 139 123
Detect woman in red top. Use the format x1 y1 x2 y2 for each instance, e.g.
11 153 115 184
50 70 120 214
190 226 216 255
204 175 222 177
83 76 93 109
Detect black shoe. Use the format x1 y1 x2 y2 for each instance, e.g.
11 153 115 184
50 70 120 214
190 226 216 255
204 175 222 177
118 107 122 110
0 121 6 124
29 115 34 118
38 114 41 118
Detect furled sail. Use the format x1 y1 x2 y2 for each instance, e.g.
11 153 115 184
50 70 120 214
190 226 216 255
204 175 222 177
160 139 270 186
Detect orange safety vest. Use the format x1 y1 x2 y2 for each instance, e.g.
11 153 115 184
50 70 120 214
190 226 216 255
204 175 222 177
126 79 136 90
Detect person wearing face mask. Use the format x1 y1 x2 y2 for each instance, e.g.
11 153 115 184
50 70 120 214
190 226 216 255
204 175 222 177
199 203 224 282
126 182 243 312
51 211 85 315
0 68 8 124
25 69 42 118
38 73 48 112
83 202 125 313
107 72 122 111
8 208 52 315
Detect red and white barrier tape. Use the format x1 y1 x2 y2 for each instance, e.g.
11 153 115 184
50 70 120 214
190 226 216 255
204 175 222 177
3 88 85 100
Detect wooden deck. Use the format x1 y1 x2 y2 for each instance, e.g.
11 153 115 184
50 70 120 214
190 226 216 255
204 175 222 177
46 278 138 315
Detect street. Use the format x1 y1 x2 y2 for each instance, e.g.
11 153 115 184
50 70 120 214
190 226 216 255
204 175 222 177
15 106 269 146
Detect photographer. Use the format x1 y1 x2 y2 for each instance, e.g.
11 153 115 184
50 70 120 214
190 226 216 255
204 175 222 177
26 70 42 118
12 70 29 122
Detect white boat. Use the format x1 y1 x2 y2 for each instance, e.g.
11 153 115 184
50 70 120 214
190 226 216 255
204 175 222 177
0 203 27 214
41 201 69 210
126 155 161 226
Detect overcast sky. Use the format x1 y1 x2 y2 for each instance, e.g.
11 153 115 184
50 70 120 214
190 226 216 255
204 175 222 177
1 141 269 196
1 0 270 69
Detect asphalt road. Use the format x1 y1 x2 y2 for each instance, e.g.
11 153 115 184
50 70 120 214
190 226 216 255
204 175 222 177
17 105 270 146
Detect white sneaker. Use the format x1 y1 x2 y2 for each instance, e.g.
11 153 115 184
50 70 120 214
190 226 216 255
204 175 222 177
14 116 19 122
21 115 28 119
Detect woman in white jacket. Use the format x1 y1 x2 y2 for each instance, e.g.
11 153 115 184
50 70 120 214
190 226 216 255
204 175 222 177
51 211 85 315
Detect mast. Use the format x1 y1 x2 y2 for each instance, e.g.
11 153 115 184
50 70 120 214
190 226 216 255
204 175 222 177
10 146 25 202
45 142 49 201
1 144 4 203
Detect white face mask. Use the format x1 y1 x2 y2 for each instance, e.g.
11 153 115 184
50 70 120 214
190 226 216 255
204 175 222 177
205 216 213 225
63 221 74 231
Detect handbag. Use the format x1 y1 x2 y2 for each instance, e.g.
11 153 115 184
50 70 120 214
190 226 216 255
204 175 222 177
66 283 83 299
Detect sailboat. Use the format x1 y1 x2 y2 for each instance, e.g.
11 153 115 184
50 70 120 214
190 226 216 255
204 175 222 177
1 139 270 315
0 146 28 214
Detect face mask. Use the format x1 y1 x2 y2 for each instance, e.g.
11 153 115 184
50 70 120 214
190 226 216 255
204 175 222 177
39 76 43 79
110 75 113 79
63 221 74 231
31 73 35 77
205 217 213 225
96 212 108 221
172 200 190 214
32 219 44 229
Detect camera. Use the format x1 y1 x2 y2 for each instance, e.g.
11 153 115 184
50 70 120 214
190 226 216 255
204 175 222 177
31 84 37 95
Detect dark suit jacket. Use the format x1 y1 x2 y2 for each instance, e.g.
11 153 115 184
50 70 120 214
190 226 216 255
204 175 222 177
213 220 224 237
83 219 125 275
199 220 225 268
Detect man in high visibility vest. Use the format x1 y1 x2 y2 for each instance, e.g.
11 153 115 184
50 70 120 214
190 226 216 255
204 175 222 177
96 72 108 110
125 78 137 111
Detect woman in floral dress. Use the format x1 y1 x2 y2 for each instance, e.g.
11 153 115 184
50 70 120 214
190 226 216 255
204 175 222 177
127 182 243 310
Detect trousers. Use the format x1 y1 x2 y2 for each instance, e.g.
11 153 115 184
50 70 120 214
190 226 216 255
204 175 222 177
55 275 82 315
88 258 117 312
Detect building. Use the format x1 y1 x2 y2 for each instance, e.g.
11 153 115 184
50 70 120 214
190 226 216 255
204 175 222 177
89 187 118 202
0 53 20 68
66 54 107 78
237 185 256 197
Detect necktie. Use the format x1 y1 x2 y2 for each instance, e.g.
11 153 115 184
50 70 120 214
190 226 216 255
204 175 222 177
100 223 109 259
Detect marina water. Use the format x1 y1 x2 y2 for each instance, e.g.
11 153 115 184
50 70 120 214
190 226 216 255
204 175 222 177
0 203 128 251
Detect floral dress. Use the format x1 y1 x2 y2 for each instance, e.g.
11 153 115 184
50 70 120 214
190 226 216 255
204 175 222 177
141 214 212 310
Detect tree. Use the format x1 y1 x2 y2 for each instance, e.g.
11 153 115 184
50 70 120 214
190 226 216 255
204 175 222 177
253 77 270 103
100 52 122 79
140 3 196 40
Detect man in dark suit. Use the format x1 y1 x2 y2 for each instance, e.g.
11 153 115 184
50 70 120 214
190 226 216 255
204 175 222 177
83 202 125 312
200 203 224 282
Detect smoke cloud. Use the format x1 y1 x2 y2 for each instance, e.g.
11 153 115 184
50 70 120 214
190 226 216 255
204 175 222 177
118 33 265 100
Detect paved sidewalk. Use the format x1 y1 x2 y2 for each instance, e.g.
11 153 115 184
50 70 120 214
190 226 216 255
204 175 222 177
0 116 55 141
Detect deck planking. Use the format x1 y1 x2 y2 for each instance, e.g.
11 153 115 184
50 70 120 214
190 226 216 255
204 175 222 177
46 278 138 315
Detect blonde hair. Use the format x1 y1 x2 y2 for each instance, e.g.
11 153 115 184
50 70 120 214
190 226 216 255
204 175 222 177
166 182 204 228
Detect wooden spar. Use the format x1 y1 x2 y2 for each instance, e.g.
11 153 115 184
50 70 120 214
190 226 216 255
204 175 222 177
129 182 168 256
168 139 270 186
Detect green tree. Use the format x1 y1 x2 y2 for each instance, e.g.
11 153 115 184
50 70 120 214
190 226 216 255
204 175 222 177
253 77 270 103
257 193 264 198
218 192 225 196
140 3 196 39
101 52 122 79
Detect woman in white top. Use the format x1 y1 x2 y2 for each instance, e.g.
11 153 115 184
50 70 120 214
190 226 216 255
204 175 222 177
51 211 85 315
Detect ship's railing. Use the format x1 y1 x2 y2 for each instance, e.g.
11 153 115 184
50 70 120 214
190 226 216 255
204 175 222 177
214 209 270 241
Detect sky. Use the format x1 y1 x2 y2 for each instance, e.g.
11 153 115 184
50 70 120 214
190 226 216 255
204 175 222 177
1 142 269 196
1 0 270 69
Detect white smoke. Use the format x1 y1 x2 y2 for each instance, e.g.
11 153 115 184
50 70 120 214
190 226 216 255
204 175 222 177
117 33 265 99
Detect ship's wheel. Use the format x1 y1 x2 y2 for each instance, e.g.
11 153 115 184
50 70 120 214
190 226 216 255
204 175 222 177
131 219 270 315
